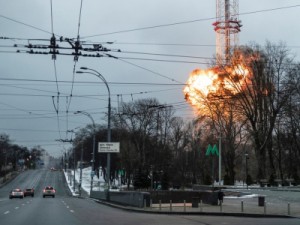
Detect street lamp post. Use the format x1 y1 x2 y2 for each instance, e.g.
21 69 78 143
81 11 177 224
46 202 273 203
73 146 76 192
245 153 249 190
76 67 111 193
74 111 96 194
77 142 84 197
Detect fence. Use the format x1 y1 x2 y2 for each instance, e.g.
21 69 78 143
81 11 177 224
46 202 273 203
145 197 300 217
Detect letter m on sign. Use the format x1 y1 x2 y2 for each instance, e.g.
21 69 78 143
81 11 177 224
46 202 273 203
206 144 219 156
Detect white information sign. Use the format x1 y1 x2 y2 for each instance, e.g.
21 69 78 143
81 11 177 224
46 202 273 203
98 142 120 153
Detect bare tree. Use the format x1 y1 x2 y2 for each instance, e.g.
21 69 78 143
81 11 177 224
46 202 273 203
225 42 298 180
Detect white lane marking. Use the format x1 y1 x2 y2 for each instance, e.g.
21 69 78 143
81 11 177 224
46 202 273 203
70 210 74 213
4 211 10 214
15 207 19 210
66 206 69 209
22 203 25 206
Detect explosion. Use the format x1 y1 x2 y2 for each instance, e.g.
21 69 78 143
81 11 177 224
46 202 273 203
183 64 250 111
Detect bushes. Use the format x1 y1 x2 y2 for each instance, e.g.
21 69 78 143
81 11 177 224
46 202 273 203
133 169 151 189
246 174 253 185
203 174 212 185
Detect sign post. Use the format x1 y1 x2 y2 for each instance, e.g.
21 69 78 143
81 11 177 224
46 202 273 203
98 142 120 153
206 144 219 186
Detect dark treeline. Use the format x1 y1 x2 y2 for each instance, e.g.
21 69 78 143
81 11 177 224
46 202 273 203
0 133 44 178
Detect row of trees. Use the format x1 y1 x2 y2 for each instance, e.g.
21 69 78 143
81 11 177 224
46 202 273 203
207 42 300 184
0 133 43 177
65 42 299 189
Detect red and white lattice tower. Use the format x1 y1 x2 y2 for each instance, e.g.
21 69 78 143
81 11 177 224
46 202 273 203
213 0 242 65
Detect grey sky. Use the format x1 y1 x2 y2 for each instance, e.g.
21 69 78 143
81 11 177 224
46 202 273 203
0 0 300 157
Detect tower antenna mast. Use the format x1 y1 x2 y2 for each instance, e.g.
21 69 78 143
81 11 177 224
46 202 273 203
213 0 242 65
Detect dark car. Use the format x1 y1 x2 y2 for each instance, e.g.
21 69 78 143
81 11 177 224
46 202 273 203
24 188 34 197
9 188 24 199
43 186 56 198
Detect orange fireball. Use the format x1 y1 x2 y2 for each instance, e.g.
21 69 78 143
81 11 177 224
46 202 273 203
184 64 250 111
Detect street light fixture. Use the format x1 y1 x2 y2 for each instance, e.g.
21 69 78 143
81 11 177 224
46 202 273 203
74 110 96 194
76 67 112 194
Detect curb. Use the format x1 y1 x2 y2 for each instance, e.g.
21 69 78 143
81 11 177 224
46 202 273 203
0 171 20 188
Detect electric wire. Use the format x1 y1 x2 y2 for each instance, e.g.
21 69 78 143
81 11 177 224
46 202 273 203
117 56 210 65
49 0 63 143
81 4 300 38
66 0 84 142
117 50 213 60
0 77 185 86
0 14 52 35
118 58 184 84
69 0 84 110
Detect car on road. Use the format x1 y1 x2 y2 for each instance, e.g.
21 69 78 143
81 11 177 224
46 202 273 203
9 188 24 199
23 188 34 197
43 186 56 198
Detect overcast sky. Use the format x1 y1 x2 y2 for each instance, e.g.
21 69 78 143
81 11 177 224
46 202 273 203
1 0 300 157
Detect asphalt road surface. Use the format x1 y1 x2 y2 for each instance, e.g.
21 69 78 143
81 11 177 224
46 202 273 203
1 166 300 225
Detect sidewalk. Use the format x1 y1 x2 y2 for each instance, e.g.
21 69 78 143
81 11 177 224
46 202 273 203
64 169 89 198
146 197 300 217
93 197 300 218
62 168 300 218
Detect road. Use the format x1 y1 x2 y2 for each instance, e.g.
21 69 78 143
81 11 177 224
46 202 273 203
1 166 300 224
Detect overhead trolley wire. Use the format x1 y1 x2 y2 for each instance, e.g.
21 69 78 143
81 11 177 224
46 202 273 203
81 4 300 38
118 58 184 84
1 4 299 40
117 56 210 65
66 0 84 114
0 14 53 35
0 77 185 86
64 0 84 142
116 50 213 60
49 0 63 143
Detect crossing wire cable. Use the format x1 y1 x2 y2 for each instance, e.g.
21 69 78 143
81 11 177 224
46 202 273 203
81 4 300 39
1 4 299 39
118 58 184 85
49 0 63 141
67 0 84 112
63 0 84 143
0 14 52 35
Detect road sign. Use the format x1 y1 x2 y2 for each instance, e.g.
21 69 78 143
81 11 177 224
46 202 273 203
98 142 120 153
205 144 219 156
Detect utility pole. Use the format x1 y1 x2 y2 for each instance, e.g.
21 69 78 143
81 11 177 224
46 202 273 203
56 138 75 191
245 153 249 190
73 146 76 192
76 67 111 198
219 133 222 186
74 111 96 194
79 143 83 197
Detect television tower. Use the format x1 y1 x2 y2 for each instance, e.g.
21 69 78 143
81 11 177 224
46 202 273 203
213 0 242 65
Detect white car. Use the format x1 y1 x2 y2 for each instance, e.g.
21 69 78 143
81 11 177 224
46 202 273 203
9 189 24 199
43 186 56 198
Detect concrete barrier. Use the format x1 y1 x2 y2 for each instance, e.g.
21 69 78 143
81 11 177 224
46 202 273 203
91 190 150 208
149 190 219 205
91 190 218 208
